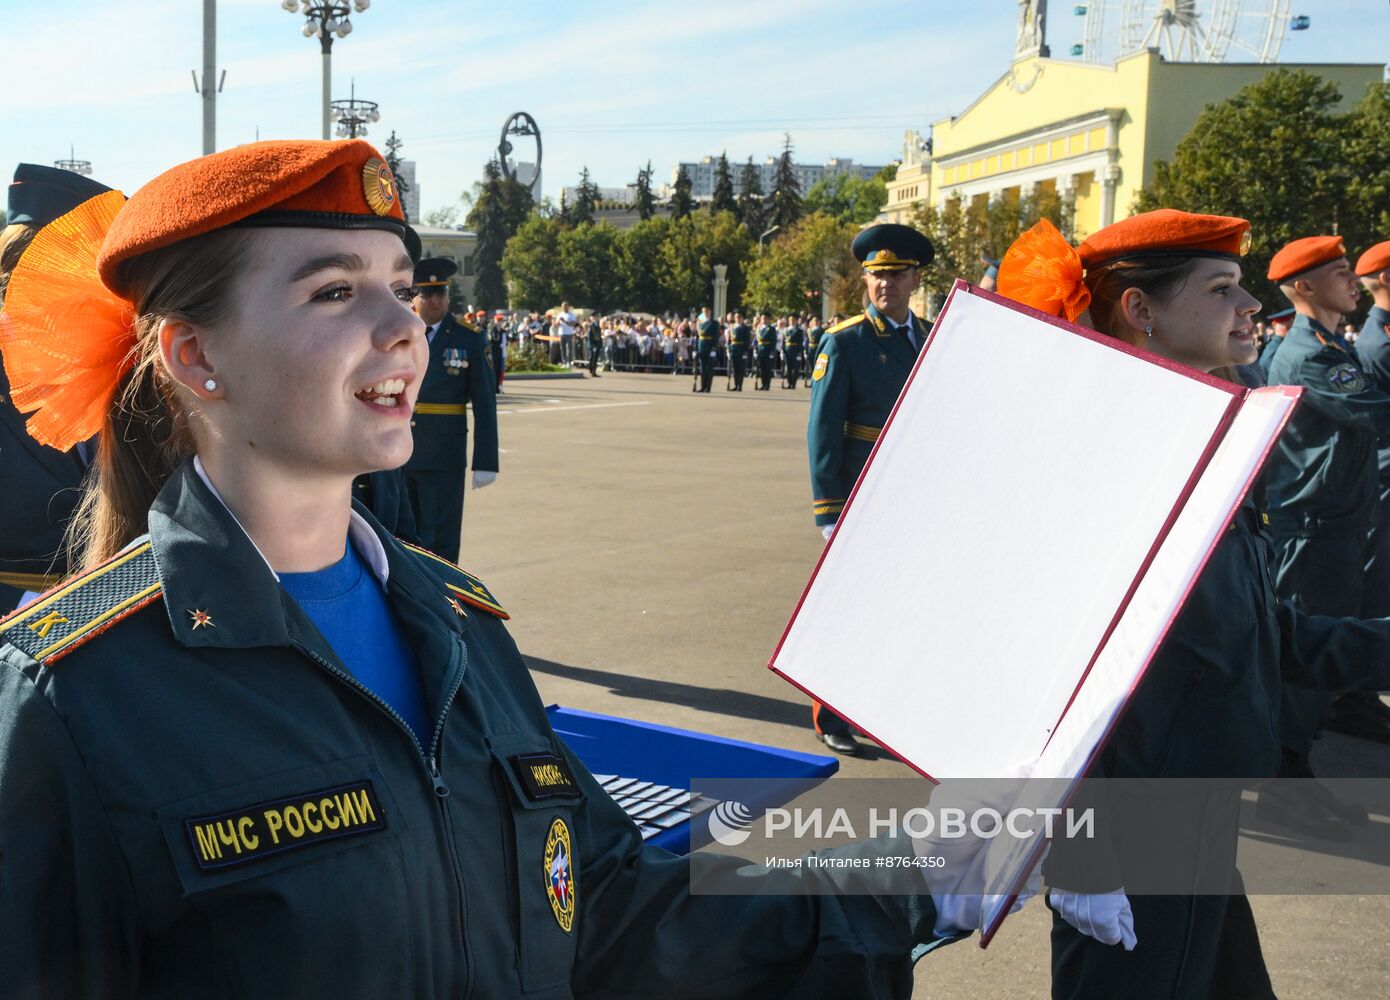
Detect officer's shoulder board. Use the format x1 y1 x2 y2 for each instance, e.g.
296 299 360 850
825 313 866 337
401 542 510 619
0 540 162 665
454 315 481 334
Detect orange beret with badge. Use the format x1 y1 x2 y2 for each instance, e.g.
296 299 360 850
0 139 418 452
998 209 1251 322
1267 235 1346 283
1355 241 1390 278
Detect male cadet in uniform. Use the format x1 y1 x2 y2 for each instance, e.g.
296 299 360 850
755 313 778 390
586 313 602 376
1258 306 1296 377
784 315 807 388
726 312 752 390
806 313 826 381
1343 240 1390 743
0 164 112 609
694 306 718 392
804 223 934 755
1259 236 1390 836
404 257 499 563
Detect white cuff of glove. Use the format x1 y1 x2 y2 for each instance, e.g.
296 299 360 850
1049 888 1137 950
472 471 498 489
821 523 835 541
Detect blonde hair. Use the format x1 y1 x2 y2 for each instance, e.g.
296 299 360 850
67 229 255 570
0 223 38 301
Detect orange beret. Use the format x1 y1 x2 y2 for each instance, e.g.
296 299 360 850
97 139 418 298
1078 209 1251 271
1355 240 1390 277
1267 235 1346 283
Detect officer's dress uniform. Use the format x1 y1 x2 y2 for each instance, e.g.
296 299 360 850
728 322 752 390
404 313 499 563
1262 313 1390 767
0 462 958 997
1354 303 1390 618
1046 498 1390 999
806 323 825 380
805 303 928 738
695 316 717 392
783 324 806 389
756 324 778 390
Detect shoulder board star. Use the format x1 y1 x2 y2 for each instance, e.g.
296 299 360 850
0 540 163 665
402 542 509 620
826 313 865 336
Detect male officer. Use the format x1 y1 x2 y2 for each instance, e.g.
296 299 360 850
784 317 807 389
727 312 752 391
586 314 603 377
694 307 718 392
0 164 113 609
806 314 826 381
1259 236 1390 836
1340 240 1390 743
804 223 934 754
404 257 499 563
1257 306 1296 376
755 314 778 390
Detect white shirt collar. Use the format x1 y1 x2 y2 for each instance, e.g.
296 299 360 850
192 456 390 587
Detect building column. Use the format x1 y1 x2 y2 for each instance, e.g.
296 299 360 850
1100 163 1121 228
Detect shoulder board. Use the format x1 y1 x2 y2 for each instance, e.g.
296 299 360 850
402 543 509 619
454 315 481 334
0 540 163 665
826 313 865 336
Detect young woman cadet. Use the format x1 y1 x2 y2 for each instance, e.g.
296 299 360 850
997 210 1390 1000
0 140 1011 999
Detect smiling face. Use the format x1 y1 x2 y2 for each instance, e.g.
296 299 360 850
1298 256 1361 316
1126 259 1262 372
186 227 427 481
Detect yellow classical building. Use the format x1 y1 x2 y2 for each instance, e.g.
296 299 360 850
930 49 1382 240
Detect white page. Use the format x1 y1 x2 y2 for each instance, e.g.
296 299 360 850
772 287 1237 779
978 384 1300 942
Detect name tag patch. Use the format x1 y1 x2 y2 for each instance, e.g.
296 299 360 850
510 752 582 801
184 781 386 872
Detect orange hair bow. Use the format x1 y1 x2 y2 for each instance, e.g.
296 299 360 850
0 189 134 452
997 219 1091 322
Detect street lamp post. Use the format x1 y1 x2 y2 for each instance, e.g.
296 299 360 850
54 145 92 176
330 81 380 139
282 0 370 140
759 225 780 251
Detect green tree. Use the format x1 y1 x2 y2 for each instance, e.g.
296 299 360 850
767 133 803 234
710 152 737 216
1342 81 1390 241
803 173 889 226
874 163 899 184
744 212 859 314
671 165 694 219
556 222 621 311
383 130 410 222
423 204 460 228
1135 69 1351 306
737 156 767 235
615 216 673 313
657 210 752 310
466 159 536 311
572 167 600 226
501 216 565 309
634 160 657 221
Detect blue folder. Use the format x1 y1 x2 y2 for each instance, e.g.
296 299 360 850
546 704 838 854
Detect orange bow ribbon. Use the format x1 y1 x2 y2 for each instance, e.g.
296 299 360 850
0 190 134 452
997 219 1091 322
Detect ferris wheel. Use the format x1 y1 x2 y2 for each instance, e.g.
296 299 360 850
1071 1 1304 65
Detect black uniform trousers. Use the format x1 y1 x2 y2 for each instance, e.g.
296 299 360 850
756 349 776 390
404 467 467 564
785 347 804 388
697 348 716 392
730 347 750 390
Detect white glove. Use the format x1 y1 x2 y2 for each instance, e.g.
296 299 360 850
913 771 1040 937
821 524 835 541
1048 888 1137 950
472 471 497 490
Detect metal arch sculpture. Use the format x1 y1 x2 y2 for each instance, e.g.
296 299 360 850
499 112 542 191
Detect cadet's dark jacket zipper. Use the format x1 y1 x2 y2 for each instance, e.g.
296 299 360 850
296 636 473 995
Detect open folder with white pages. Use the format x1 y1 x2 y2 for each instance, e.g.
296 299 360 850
768 280 1301 945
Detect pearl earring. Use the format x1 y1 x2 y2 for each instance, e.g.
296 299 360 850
1145 325 1153 338
203 378 218 392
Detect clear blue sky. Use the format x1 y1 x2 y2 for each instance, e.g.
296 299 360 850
4 0 1385 219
